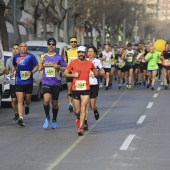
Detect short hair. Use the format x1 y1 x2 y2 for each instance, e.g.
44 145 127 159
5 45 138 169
87 46 97 54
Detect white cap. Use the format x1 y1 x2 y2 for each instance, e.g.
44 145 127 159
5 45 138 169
78 46 86 52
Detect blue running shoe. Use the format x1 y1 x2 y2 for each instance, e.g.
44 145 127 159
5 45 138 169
43 118 50 129
51 120 57 129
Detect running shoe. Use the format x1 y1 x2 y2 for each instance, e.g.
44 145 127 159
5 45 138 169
43 118 50 129
83 123 88 131
151 87 154 90
25 105 29 115
126 84 129 88
122 78 125 84
128 84 132 89
68 105 74 112
75 118 80 128
94 107 99 120
118 85 121 89
143 81 146 86
77 128 83 136
165 85 168 90
99 83 103 88
18 118 25 126
140 83 144 87
109 83 112 87
105 86 108 90
114 77 117 81
51 120 57 129
147 84 150 88
13 113 19 121
158 78 161 82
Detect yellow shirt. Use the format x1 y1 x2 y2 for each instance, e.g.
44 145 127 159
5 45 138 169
66 48 78 64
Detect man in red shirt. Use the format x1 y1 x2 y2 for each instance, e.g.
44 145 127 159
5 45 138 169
64 46 98 136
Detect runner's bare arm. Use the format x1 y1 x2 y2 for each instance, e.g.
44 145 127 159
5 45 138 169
99 68 105 77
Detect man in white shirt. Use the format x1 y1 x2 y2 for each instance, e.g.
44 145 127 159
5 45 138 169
101 45 113 90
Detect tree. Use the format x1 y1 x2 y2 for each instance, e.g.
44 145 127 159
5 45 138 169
0 0 9 50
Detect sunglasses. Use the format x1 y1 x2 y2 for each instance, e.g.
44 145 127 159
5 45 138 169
78 51 85 53
48 43 56 46
70 41 77 43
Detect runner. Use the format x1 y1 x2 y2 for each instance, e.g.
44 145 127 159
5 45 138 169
115 47 125 89
64 46 98 136
6 44 20 120
11 42 38 126
83 46 105 130
145 46 160 90
39 38 67 129
101 45 113 90
64 37 78 112
97 47 103 88
133 44 141 86
161 43 170 89
122 43 135 89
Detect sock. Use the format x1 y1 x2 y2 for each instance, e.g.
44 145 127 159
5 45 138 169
20 117 23 119
52 108 59 121
74 112 80 119
84 120 87 124
43 104 50 119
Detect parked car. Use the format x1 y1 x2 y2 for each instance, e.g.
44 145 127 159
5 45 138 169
26 41 70 86
1 51 43 105
0 41 4 107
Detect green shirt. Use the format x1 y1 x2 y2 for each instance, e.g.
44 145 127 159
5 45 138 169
145 52 159 70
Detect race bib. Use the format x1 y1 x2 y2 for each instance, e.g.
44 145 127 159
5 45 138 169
127 57 132 62
45 67 55 77
118 62 125 68
68 57 77 64
150 63 156 68
20 71 30 80
105 60 109 64
165 59 170 65
76 80 87 90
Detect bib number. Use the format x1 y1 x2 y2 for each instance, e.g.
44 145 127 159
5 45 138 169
45 67 55 77
165 59 170 65
76 80 87 90
20 71 30 80
68 57 77 64
127 57 132 62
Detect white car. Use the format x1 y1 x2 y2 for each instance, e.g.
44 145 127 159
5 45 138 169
0 41 5 108
26 41 70 86
1 51 43 105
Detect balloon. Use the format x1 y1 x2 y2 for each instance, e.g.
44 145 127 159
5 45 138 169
154 39 166 52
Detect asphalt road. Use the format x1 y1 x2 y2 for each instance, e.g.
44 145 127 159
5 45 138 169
0 80 170 170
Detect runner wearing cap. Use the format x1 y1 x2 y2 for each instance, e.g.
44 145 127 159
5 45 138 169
64 37 78 112
64 46 98 136
39 38 67 129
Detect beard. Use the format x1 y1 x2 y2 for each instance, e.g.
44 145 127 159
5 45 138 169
78 55 85 61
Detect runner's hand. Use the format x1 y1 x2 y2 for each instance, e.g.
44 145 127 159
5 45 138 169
10 72 14 78
53 62 58 69
38 65 43 71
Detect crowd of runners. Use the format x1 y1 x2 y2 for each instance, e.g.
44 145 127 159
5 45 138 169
1 37 170 136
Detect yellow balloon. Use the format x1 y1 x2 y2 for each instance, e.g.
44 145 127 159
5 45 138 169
154 39 166 52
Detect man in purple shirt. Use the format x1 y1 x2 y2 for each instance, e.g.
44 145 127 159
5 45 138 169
39 38 67 129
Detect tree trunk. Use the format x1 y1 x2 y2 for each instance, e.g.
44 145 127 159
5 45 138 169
36 20 42 39
76 26 81 45
42 11 47 40
0 0 9 50
80 28 84 45
54 24 60 41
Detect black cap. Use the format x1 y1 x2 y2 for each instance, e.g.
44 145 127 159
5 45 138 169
127 43 132 47
47 38 56 45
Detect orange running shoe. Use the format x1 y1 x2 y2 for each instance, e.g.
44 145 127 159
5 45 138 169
77 128 83 136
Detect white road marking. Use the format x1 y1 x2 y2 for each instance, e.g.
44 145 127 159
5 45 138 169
146 102 153 109
46 91 128 170
137 115 146 124
120 135 136 151
157 87 161 91
153 93 158 98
